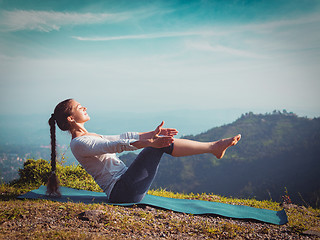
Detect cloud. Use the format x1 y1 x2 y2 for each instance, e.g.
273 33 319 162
69 9 320 38
0 10 130 32
72 30 221 41
185 14 320 59
0 4 176 33
185 41 266 59
241 13 320 33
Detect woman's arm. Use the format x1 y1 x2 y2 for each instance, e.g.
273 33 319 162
102 132 139 141
71 121 178 156
103 122 177 142
70 136 139 156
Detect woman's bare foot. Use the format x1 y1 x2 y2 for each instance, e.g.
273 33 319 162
211 134 241 159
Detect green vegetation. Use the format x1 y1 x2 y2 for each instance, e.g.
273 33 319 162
0 159 319 239
1 111 320 238
10 159 102 192
121 111 320 208
2 111 319 208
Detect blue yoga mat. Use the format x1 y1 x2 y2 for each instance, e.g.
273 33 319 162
18 186 288 225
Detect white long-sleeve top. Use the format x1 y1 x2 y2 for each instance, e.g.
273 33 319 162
70 132 139 199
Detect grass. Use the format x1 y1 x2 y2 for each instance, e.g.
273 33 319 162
1 159 319 239
1 183 320 239
148 188 282 211
149 188 320 235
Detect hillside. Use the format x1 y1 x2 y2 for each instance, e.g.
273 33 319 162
1 192 320 239
121 111 320 208
1 180 320 238
1 155 320 239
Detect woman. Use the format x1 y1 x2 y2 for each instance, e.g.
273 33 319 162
47 98 241 203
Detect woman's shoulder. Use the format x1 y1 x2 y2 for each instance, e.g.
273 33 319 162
70 134 99 148
73 132 102 139
72 133 101 141
70 135 100 155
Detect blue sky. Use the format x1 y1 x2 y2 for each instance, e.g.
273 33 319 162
1 0 320 120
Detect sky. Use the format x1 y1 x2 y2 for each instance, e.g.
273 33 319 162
1 0 320 122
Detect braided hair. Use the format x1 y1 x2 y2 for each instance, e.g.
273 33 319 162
47 99 73 197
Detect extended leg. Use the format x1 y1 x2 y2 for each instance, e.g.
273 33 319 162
171 134 241 159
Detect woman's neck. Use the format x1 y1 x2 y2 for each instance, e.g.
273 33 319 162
71 122 88 139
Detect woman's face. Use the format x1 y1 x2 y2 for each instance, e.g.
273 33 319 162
69 100 90 123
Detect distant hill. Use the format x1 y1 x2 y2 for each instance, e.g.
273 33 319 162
121 111 320 207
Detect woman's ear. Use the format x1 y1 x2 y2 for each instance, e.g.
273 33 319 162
67 116 75 123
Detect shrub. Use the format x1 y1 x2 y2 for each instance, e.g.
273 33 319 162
11 159 51 187
10 159 101 192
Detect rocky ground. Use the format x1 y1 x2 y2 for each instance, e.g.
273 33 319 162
1 199 319 239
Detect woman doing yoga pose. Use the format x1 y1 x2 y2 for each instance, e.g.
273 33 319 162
47 99 241 203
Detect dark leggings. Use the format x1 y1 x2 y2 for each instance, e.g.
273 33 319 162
108 144 174 203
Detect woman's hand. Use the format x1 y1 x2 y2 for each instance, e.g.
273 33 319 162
149 121 175 148
134 121 177 149
148 134 174 148
157 121 179 137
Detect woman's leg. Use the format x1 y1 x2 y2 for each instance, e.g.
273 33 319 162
109 134 241 203
171 134 241 159
108 145 173 203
